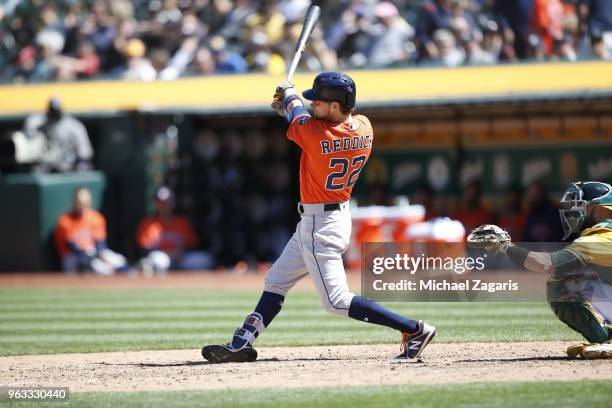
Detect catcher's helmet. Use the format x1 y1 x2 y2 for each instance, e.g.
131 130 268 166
559 181 612 240
302 72 356 110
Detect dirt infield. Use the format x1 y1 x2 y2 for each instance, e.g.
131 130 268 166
2 273 610 393
2 342 610 393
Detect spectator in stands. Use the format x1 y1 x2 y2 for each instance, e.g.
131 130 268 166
24 97 93 173
149 47 172 79
480 18 508 61
533 0 565 57
522 180 565 241
121 38 156 81
217 0 254 44
580 0 612 59
87 1 120 64
416 0 452 60
245 1 286 47
160 36 200 79
137 186 213 273
11 46 38 83
55 187 128 275
496 186 528 241
1 0 608 82
104 18 136 74
32 29 66 81
51 40 101 80
453 180 492 232
199 0 234 34
412 184 442 221
416 0 477 61
187 45 217 76
244 27 285 74
466 22 500 64
494 0 534 60
367 1 415 67
278 25 337 72
327 4 373 68
448 0 479 44
556 3 581 61
432 28 466 66
208 36 248 74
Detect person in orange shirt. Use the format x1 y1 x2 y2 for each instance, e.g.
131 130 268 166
202 72 435 364
533 0 565 56
453 180 492 233
136 186 213 273
55 187 126 274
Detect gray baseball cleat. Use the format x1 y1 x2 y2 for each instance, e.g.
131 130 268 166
394 321 436 362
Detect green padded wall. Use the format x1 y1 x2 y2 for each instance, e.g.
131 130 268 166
0 172 105 271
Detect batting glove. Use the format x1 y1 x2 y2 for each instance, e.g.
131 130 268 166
271 80 295 115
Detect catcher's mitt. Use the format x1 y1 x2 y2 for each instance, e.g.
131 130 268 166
466 224 512 253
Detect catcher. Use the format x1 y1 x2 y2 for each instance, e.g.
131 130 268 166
467 181 612 359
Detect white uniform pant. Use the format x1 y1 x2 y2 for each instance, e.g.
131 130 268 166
264 202 354 316
62 249 127 275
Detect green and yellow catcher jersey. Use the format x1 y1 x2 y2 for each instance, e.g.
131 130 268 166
564 219 612 284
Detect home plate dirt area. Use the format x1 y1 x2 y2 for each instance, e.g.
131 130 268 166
2 341 611 393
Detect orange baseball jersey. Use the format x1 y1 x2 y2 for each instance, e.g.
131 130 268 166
54 209 106 256
287 114 374 204
137 216 198 253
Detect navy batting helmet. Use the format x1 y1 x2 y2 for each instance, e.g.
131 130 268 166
302 72 356 110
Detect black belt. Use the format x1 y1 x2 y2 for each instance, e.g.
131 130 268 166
324 203 341 212
298 203 341 214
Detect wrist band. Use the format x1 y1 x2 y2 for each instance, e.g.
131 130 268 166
284 94 300 108
283 87 297 97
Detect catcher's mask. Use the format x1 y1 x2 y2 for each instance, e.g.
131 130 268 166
559 181 612 240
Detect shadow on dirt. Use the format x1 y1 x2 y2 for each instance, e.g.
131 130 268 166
96 356 349 368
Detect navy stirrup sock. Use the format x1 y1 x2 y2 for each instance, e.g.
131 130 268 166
232 291 285 349
254 291 285 327
349 295 418 333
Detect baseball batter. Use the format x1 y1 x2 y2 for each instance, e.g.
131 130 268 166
202 72 436 363
468 181 612 359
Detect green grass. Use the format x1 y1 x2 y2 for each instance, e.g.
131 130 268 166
0 288 580 356
2 381 610 408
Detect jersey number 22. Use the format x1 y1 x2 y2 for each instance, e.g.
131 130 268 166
325 155 367 191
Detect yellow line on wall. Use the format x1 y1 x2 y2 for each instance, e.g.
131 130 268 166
0 61 611 116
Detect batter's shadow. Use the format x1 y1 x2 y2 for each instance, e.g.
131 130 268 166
98 356 346 368
96 361 208 368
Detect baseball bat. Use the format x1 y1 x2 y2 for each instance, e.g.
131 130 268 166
286 5 321 82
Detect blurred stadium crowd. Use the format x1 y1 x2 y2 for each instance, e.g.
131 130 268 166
1 0 611 83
